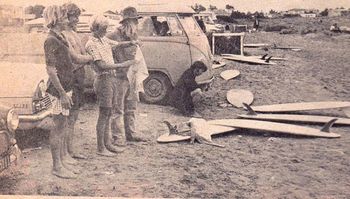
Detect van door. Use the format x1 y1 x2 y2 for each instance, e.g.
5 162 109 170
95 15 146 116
177 14 213 83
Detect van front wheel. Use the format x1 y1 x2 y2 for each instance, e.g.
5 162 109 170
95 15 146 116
141 72 172 104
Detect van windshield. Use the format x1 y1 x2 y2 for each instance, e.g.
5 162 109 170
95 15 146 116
177 15 203 36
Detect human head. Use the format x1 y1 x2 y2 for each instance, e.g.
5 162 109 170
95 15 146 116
89 15 109 37
191 61 207 76
120 6 142 26
43 5 68 30
62 3 81 29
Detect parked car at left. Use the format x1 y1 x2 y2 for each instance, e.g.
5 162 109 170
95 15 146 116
0 104 21 172
0 54 52 130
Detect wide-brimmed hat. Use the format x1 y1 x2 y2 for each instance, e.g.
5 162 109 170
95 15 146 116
120 7 142 24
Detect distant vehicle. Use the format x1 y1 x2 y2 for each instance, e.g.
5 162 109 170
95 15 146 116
0 104 21 172
194 12 225 33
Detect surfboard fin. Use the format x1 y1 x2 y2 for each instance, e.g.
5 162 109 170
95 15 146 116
243 103 257 115
163 121 178 134
265 56 272 63
320 119 338 133
261 54 268 60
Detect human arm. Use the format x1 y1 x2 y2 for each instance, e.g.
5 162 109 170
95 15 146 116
68 47 93 64
94 59 137 70
86 40 137 70
105 37 139 48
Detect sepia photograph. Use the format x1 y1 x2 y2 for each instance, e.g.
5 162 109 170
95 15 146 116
0 0 349 198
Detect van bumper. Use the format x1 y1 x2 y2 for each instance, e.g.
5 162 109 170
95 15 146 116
18 109 52 130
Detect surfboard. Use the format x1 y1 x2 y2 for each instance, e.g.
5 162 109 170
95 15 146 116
222 55 276 65
239 114 350 125
227 89 254 108
157 119 236 143
344 107 350 117
210 119 341 138
212 61 226 69
244 43 270 48
249 101 350 113
239 103 350 125
220 70 240 80
272 46 302 51
222 54 287 61
251 54 287 61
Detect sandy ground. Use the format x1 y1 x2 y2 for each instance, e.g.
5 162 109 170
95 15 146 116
1 19 350 198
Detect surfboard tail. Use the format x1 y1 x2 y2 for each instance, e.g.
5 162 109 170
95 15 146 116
243 103 257 115
261 54 268 60
320 119 338 133
265 56 272 63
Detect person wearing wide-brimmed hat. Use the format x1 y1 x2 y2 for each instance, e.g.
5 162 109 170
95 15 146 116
107 6 149 146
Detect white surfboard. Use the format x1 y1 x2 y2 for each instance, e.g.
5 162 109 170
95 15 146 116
220 70 240 80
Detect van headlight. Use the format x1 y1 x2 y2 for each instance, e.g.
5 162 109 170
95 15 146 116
6 109 19 132
0 107 19 132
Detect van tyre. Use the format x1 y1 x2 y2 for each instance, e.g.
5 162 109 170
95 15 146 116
141 72 172 104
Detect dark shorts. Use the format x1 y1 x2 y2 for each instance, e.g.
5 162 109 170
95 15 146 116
94 75 117 108
71 67 85 110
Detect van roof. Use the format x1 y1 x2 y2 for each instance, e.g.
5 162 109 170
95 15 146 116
137 4 195 14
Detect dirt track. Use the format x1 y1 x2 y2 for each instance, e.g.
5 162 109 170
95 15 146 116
1 20 350 198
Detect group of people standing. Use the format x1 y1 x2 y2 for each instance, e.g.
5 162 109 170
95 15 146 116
43 3 148 179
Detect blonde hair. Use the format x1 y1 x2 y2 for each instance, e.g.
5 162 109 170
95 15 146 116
89 15 109 33
43 5 67 29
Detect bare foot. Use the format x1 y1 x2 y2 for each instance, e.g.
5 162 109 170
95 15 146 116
71 153 88 160
105 144 125 154
62 163 82 174
96 150 118 157
62 155 78 165
52 167 77 179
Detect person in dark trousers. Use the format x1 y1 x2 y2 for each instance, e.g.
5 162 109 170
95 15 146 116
168 61 208 116
107 6 148 146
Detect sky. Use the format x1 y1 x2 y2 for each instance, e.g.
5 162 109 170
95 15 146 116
1 0 350 13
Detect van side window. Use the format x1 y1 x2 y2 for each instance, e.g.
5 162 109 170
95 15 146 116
139 17 156 36
178 16 202 35
167 17 184 36
138 16 184 37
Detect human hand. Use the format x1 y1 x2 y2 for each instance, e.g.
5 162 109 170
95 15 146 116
131 40 142 46
60 93 73 109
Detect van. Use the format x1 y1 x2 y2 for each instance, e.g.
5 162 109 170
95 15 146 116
86 5 214 104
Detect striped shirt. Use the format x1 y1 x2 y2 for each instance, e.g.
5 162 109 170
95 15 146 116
85 36 119 75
